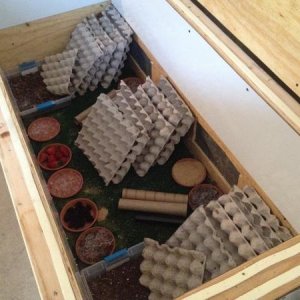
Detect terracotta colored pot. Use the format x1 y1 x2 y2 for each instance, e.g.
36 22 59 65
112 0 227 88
188 183 223 210
38 143 72 171
47 168 83 199
60 198 98 233
75 227 115 265
27 117 60 142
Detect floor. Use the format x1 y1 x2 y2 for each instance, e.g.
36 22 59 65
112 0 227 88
0 164 40 300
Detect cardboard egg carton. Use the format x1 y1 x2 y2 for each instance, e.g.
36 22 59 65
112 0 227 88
43 49 78 64
217 194 270 255
167 206 240 281
40 49 78 95
76 94 140 184
67 23 104 92
243 186 293 241
109 92 150 184
206 201 257 260
156 77 194 164
103 6 133 81
119 81 154 133
98 15 128 88
105 5 133 41
83 14 118 91
142 77 183 127
229 186 283 247
139 238 206 300
133 86 175 176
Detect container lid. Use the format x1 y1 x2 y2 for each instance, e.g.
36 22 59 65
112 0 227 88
172 158 206 187
76 227 115 265
47 168 83 198
27 117 60 142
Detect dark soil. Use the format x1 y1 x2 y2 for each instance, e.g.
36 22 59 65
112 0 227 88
9 72 60 111
189 186 222 210
88 257 150 300
64 202 94 229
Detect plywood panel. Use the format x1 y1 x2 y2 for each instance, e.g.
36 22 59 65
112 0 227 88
0 2 108 72
196 0 300 98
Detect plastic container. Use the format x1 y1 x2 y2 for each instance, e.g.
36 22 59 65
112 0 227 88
80 242 144 300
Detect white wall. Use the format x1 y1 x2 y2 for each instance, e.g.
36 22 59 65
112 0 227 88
0 0 106 29
113 0 300 231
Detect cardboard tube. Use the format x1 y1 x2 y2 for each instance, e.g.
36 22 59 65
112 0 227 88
122 189 188 204
118 198 187 217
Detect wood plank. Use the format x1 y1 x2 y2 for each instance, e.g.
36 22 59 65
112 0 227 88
196 0 300 98
0 2 108 73
178 235 300 299
167 0 300 135
0 69 84 299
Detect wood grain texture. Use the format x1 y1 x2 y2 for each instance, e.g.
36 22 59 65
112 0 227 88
0 61 86 299
197 0 300 98
0 2 108 72
178 235 300 299
167 0 300 135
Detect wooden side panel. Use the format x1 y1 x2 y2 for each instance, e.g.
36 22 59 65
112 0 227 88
0 3 108 72
196 0 300 98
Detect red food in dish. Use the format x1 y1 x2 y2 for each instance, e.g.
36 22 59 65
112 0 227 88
60 146 69 157
46 146 56 155
39 152 48 162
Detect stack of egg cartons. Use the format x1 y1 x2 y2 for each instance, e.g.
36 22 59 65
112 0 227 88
165 185 292 282
40 4 133 96
40 49 78 95
75 94 139 185
76 76 195 184
138 186 292 298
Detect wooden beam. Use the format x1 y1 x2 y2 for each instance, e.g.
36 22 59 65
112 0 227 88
0 2 108 73
196 0 300 98
178 235 300 299
0 69 83 299
167 0 300 135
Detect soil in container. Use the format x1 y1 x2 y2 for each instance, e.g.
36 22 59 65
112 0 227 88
88 257 150 300
9 72 60 111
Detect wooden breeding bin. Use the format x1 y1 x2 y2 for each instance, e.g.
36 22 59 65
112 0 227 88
0 1 299 299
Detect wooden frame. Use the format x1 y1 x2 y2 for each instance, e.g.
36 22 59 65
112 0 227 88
0 2 299 299
167 0 300 135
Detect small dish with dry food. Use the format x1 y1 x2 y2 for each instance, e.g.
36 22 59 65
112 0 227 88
47 168 83 198
76 227 115 265
27 117 60 142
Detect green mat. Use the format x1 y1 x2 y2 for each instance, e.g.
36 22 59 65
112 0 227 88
23 73 196 269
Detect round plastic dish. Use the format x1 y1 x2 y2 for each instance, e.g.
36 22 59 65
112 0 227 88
47 168 83 198
27 117 60 142
75 227 115 265
38 143 72 171
60 198 98 232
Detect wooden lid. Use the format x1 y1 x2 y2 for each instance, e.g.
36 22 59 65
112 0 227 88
27 117 60 142
47 168 83 198
172 158 206 187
